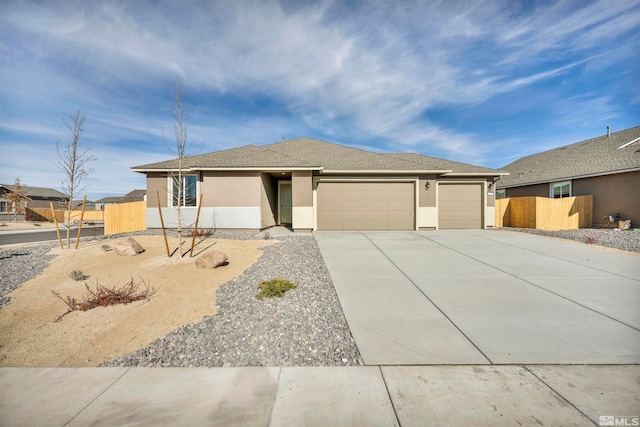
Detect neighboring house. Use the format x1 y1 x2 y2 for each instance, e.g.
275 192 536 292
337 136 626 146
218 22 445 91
96 189 147 210
0 184 68 212
496 126 640 227
132 138 506 231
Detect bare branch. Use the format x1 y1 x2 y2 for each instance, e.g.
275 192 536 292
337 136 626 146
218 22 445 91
55 109 95 248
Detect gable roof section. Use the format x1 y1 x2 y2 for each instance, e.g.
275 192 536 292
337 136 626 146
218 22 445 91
132 137 504 175
498 126 640 188
0 184 67 200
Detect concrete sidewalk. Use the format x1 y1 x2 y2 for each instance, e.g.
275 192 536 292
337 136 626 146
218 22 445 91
2 365 638 426
315 230 640 365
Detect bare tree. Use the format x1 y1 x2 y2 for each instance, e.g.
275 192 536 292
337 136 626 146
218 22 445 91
56 110 95 248
163 78 198 256
5 178 28 222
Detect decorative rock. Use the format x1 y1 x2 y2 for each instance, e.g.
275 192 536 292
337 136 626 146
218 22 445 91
113 237 145 256
195 251 228 269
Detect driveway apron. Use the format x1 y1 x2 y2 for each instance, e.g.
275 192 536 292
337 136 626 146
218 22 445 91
314 230 640 365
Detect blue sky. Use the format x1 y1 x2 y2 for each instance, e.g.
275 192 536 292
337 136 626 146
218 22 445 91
1 0 638 201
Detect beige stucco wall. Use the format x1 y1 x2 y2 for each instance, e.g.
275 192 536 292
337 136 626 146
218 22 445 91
504 183 548 198
418 174 436 207
201 171 261 207
292 171 313 207
572 171 640 227
260 174 277 228
146 173 168 207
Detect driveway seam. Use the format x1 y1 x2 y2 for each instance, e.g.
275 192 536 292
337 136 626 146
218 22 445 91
475 231 640 281
420 233 640 332
350 320 448 364
522 366 599 427
361 232 493 364
378 366 402 427
62 367 131 427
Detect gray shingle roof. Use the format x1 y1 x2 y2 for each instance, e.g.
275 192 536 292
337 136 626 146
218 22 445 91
132 137 503 175
0 184 67 199
497 126 640 188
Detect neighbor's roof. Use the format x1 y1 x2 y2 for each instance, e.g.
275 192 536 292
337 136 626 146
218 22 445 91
132 137 504 175
497 126 640 188
96 189 146 204
0 184 67 199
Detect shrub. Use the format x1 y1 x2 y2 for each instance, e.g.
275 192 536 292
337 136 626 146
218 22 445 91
584 236 598 245
256 278 297 300
263 232 272 240
33 223 42 227
185 228 214 237
52 277 156 321
101 244 112 252
69 270 86 281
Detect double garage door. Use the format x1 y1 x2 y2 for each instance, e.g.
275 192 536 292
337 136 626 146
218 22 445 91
316 181 483 230
317 182 414 230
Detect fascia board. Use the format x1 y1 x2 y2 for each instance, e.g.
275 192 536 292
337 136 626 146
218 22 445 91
320 169 452 174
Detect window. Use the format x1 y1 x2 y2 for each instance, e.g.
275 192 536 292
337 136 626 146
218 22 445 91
496 189 506 199
551 181 570 199
171 174 198 207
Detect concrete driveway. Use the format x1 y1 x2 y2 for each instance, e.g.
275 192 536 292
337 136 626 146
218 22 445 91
315 230 640 365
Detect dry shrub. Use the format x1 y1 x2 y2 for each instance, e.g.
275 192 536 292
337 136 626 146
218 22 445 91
52 277 156 322
185 228 214 237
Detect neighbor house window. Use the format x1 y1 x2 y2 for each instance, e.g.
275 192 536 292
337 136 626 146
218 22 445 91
496 189 506 199
171 174 198 207
551 181 571 199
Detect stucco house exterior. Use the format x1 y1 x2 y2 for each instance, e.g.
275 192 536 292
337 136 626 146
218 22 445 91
0 184 68 213
496 126 640 227
132 138 506 231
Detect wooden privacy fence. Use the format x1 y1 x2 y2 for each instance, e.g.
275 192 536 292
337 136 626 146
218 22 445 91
495 195 592 230
27 201 146 235
26 208 104 222
104 201 146 235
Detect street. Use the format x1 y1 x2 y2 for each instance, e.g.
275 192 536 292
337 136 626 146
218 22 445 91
0 227 104 246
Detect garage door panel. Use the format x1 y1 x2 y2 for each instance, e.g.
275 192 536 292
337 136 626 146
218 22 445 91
317 182 415 230
438 183 482 229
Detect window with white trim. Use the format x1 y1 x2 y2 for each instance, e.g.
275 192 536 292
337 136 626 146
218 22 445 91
551 181 570 199
171 174 198 207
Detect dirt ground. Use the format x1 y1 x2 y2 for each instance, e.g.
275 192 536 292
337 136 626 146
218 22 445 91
0 235 275 367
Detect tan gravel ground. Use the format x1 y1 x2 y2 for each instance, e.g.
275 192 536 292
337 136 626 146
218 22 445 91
0 235 274 367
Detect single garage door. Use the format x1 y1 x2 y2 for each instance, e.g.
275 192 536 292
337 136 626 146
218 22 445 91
438 183 483 229
317 182 414 230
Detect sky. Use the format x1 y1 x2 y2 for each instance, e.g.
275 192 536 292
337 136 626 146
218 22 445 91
1 0 638 201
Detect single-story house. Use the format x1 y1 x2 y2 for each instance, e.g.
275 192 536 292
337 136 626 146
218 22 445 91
496 126 640 227
96 189 147 210
132 137 507 231
0 184 68 212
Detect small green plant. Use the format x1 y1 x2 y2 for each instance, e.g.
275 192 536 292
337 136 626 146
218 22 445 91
256 278 297 300
87 221 96 226
33 223 42 227
69 270 86 281
101 244 112 252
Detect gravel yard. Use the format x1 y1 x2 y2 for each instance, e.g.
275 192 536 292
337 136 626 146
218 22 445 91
496 227 640 253
0 231 362 367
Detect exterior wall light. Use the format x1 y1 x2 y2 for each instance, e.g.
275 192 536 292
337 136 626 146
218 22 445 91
425 181 431 190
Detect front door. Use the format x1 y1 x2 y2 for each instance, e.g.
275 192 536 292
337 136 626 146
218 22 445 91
279 181 292 224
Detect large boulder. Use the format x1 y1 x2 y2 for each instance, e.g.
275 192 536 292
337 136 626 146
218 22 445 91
195 251 228 269
113 237 145 256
